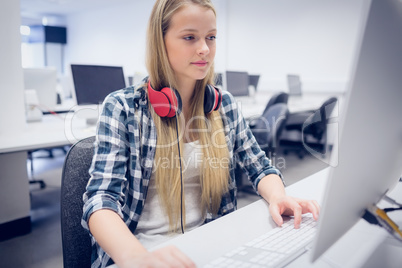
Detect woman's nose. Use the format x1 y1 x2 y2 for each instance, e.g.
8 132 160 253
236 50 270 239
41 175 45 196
197 39 210 55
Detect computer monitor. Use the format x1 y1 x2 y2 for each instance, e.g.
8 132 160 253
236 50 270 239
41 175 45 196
214 73 223 87
287 74 302 96
71 64 126 105
23 67 58 110
311 0 402 261
225 71 249 97
248 75 260 92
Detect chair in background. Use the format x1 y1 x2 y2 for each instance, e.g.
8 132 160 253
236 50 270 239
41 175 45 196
250 103 289 156
248 92 288 129
237 103 289 194
27 150 46 189
28 146 69 189
280 97 338 158
61 136 95 268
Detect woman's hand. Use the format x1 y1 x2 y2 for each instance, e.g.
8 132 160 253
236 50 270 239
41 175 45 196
89 210 196 268
119 245 196 268
268 196 320 228
257 174 320 228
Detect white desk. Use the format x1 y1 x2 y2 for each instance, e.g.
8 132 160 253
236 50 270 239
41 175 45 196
0 113 95 239
109 168 402 267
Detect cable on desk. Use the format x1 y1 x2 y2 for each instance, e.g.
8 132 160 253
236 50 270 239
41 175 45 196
34 104 66 120
363 204 402 243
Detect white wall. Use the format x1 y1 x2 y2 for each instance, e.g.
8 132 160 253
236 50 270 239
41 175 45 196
64 0 228 82
0 0 31 226
65 1 154 80
0 0 26 134
226 0 366 92
64 0 366 93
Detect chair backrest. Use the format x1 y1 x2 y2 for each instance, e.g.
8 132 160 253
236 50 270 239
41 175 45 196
262 92 289 115
61 136 95 268
305 97 338 140
252 103 289 154
304 97 338 140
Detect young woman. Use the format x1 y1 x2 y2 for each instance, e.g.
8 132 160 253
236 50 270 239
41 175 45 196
82 0 320 267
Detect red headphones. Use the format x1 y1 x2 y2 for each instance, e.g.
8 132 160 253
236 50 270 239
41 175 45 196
147 80 222 118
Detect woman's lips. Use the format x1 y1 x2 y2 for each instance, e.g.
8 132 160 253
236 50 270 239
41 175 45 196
191 61 208 67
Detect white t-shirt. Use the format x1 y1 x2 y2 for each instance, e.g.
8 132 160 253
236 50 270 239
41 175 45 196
134 140 205 249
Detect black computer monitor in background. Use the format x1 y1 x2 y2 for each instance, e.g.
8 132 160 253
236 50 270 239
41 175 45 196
225 71 249 97
248 75 260 92
214 73 223 87
71 64 126 105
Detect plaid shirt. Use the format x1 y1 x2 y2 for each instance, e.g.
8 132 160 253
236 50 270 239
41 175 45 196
82 81 283 267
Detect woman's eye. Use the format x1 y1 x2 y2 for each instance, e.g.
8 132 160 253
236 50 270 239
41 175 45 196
207 36 216 41
184 36 195 41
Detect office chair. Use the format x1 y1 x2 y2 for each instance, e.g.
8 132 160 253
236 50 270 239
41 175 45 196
280 97 338 158
27 150 46 189
28 146 69 189
248 92 288 129
237 103 289 194
61 136 95 268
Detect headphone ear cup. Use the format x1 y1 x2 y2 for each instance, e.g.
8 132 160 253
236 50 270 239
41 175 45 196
160 87 182 117
148 81 182 118
204 85 222 114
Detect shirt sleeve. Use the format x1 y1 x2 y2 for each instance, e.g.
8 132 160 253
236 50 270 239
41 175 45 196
81 92 130 231
225 93 285 195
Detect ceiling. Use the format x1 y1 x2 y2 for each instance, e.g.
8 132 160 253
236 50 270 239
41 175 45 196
20 0 133 17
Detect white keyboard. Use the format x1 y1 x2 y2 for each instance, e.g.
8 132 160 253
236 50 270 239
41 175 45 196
204 217 317 268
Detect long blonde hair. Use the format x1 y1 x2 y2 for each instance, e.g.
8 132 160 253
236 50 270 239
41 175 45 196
145 0 230 232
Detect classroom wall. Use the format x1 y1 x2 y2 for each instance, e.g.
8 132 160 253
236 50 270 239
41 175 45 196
0 0 31 226
225 0 366 92
64 1 153 82
64 0 228 84
63 0 366 93
0 0 26 134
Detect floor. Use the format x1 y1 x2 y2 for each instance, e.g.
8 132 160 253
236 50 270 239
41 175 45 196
0 147 329 268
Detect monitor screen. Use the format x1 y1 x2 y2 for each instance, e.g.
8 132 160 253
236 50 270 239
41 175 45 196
71 64 126 105
287 74 302 96
225 71 249 97
248 74 260 92
23 67 58 110
214 73 223 87
311 0 402 261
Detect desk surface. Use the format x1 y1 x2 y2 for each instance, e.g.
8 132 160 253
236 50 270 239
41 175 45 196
109 168 402 267
0 113 95 154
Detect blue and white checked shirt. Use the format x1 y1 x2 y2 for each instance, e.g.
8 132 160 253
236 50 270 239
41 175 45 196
82 81 283 267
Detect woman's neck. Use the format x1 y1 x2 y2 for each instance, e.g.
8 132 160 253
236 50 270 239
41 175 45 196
175 78 197 122
175 78 196 107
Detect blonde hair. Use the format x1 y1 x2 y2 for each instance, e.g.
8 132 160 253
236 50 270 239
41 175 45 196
145 0 230 232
